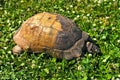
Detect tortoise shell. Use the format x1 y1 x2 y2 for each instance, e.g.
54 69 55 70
12 12 101 60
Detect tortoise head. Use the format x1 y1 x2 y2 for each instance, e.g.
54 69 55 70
86 42 101 54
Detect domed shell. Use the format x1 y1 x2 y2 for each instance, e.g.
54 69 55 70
13 12 101 60
13 12 87 52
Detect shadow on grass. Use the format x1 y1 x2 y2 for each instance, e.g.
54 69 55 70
0 0 5 7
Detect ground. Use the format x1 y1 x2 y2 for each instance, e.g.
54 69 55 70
0 0 120 80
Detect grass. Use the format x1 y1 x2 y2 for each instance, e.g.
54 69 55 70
0 0 120 80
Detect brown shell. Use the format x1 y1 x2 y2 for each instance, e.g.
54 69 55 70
13 12 94 60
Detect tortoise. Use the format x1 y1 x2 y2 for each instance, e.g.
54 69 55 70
12 12 101 60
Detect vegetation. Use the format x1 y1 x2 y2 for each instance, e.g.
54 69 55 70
0 0 120 79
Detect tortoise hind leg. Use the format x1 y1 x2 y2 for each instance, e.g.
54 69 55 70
12 45 23 55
